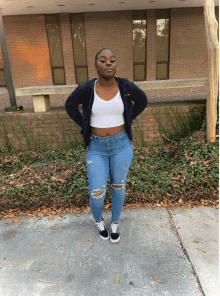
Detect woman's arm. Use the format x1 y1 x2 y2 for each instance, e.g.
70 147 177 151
129 82 148 121
65 85 84 128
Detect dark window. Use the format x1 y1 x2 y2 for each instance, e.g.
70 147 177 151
45 14 66 85
133 10 146 81
70 13 88 84
156 9 170 80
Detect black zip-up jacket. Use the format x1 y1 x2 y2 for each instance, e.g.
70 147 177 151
65 77 148 149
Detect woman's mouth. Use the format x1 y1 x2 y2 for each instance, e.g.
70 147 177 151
106 69 113 72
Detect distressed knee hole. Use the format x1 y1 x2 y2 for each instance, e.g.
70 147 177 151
91 189 106 199
111 184 125 190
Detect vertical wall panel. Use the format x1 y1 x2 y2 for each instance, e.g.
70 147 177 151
146 10 157 81
59 13 76 85
84 10 133 81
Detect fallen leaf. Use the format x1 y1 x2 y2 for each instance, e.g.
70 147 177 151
82 259 89 266
7 232 15 237
77 242 80 245
33 222 37 226
150 276 164 283
171 273 180 275
16 221 24 229
190 215 192 218
145 224 150 227
161 202 168 207
78 222 83 224
161 226 164 229
203 250 207 253
115 279 120 283
82 239 92 242
177 227 181 229
202 219 207 222
58 179 65 183
47 228 55 232
194 241 200 243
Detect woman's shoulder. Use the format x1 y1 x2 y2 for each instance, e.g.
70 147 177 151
116 77 134 87
76 79 95 90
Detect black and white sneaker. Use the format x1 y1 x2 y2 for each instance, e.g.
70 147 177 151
109 221 120 243
95 217 109 240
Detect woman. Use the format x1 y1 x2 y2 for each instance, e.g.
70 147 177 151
65 48 147 244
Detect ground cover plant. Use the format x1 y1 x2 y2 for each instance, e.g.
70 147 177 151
0 124 218 220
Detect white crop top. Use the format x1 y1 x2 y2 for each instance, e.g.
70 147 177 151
90 80 125 128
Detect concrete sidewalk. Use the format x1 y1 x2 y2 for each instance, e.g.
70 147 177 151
0 206 218 296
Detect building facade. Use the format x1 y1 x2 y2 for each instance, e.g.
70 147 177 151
0 4 219 89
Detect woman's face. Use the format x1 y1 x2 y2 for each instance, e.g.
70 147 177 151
95 50 117 78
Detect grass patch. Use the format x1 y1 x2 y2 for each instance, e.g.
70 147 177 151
0 128 218 217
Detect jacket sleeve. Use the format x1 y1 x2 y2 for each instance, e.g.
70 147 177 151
65 84 84 128
130 81 148 121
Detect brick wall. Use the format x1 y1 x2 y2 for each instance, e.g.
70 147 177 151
170 6 219 79
0 102 206 151
0 6 218 91
2 15 53 87
84 10 133 81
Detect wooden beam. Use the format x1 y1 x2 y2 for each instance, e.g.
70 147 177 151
204 0 219 142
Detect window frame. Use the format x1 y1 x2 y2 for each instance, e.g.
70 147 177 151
156 9 171 80
132 11 147 81
45 14 66 85
70 13 89 84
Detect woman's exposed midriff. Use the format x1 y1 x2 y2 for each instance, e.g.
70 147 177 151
90 124 125 138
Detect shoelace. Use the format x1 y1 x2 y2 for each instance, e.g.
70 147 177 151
96 220 105 231
111 223 119 233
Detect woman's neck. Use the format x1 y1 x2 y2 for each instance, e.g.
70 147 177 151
98 76 116 88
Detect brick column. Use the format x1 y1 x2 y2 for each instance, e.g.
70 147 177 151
146 10 157 81
84 11 133 81
59 13 76 85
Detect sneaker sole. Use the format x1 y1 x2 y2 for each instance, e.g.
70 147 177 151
110 235 120 243
99 233 110 240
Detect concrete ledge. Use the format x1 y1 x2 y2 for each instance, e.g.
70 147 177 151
0 78 208 96
135 77 208 90
0 78 208 113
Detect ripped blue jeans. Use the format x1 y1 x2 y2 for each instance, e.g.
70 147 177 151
86 129 133 223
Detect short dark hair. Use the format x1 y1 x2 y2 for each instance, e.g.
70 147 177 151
95 48 115 63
